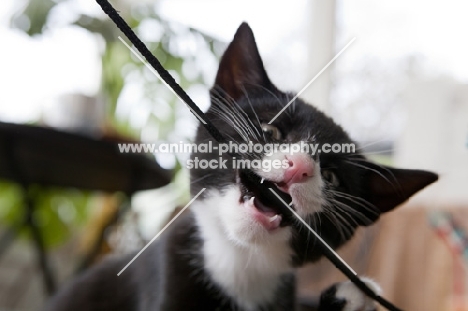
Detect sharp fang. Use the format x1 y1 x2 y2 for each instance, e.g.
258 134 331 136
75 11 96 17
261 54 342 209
269 214 279 222
260 178 264 184
249 197 255 205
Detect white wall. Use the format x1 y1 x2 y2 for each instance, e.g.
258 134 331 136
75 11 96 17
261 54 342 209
395 80 468 201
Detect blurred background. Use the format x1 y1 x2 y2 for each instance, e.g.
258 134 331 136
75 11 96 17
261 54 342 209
0 0 467 310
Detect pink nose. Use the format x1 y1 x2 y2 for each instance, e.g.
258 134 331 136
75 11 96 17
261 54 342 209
283 154 314 185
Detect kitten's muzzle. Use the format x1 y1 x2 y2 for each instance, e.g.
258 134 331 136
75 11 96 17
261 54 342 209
277 154 315 192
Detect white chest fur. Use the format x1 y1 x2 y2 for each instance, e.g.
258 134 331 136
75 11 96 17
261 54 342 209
191 187 294 310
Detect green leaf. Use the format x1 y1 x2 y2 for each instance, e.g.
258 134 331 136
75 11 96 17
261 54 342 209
10 0 57 35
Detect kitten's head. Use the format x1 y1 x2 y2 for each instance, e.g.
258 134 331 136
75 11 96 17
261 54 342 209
190 23 437 264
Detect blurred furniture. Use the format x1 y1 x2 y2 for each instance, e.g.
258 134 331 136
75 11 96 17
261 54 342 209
0 121 172 295
297 195 468 311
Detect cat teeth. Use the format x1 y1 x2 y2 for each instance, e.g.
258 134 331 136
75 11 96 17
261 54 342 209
268 214 279 223
249 197 255 205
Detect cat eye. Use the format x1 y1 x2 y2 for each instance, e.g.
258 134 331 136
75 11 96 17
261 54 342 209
322 170 340 187
261 123 282 140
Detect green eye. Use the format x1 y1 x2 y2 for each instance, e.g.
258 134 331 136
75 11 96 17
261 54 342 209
261 123 282 140
322 170 339 187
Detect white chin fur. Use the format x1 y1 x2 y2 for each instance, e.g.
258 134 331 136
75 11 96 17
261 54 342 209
192 186 292 247
191 187 293 309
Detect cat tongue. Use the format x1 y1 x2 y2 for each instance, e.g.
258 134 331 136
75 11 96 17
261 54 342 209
238 169 293 217
243 197 282 230
253 197 277 216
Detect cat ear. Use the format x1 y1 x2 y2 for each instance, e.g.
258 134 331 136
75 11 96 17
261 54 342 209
360 161 438 213
213 22 275 100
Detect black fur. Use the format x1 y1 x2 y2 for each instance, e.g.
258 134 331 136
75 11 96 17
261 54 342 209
46 214 297 311
45 23 437 311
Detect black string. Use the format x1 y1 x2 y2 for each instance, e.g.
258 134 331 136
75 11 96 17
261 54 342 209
95 1 403 310
96 0 226 145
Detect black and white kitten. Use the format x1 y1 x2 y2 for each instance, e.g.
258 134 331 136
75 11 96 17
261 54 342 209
46 23 437 311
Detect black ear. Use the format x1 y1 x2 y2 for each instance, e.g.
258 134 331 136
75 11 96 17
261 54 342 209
213 22 275 100
360 161 438 213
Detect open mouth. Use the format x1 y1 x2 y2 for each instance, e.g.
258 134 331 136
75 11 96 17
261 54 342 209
238 169 294 229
